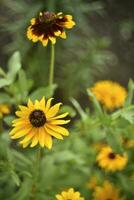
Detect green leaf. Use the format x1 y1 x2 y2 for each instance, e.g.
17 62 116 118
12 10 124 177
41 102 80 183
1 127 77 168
124 79 134 107
7 51 21 81
30 84 57 100
3 115 14 126
0 51 22 88
11 170 20 186
0 67 7 77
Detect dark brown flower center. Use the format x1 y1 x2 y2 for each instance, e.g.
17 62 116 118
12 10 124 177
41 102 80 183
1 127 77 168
29 109 46 127
108 152 116 159
39 11 56 23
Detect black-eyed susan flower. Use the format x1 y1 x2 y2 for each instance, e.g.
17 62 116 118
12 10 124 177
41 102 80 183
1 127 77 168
27 11 75 46
90 80 127 110
93 180 125 200
0 104 10 118
56 188 84 200
9 97 70 149
97 146 128 172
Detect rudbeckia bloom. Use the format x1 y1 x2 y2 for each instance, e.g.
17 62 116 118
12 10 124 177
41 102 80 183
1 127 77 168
0 104 10 118
56 188 84 200
90 80 127 110
27 11 75 46
97 146 128 172
93 181 125 200
9 97 70 149
86 176 97 190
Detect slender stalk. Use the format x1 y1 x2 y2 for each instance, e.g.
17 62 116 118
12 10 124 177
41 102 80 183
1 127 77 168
31 147 41 200
49 44 55 87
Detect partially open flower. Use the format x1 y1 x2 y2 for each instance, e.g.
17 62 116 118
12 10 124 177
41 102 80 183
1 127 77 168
56 188 84 200
27 11 75 46
9 97 70 149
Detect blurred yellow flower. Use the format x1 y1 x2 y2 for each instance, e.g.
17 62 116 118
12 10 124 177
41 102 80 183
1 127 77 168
27 11 75 46
97 146 128 172
0 104 10 118
122 138 134 148
10 97 70 149
93 180 125 200
90 80 127 110
86 176 97 190
56 188 84 200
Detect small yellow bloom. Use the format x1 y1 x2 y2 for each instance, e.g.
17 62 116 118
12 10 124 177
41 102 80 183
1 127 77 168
122 138 134 148
0 104 10 118
90 80 127 110
9 97 70 149
93 180 125 200
27 11 75 46
86 176 97 190
56 188 84 200
97 146 128 172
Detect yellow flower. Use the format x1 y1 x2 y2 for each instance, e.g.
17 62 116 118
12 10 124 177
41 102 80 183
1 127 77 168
122 138 134 148
9 97 70 149
27 11 75 46
93 181 125 200
0 104 10 118
90 80 127 110
97 146 128 172
86 176 97 190
56 188 84 200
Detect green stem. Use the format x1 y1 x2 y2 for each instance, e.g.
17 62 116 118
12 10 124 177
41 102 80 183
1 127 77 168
49 44 55 87
31 147 41 200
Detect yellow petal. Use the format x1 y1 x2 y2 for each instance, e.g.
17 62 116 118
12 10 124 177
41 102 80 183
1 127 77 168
11 127 32 139
46 103 62 119
44 133 52 149
30 134 39 147
39 97 46 111
45 124 69 136
45 126 63 140
60 31 66 39
42 38 48 46
54 30 61 36
31 18 36 25
50 112 69 120
65 15 73 20
45 98 54 113
34 100 40 109
50 119 70 125
22 140 31 148
28 99 34 109
49 36 56 44
19 130 35 144
38 127 45 147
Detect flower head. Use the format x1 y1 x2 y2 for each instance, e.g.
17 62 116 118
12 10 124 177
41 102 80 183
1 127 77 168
97 146 128 172
27 11 75 46
0 104 10 118
56 188 84 200
93 181 125 200
9 97 70 149
86 176 97 190
90 80 127 110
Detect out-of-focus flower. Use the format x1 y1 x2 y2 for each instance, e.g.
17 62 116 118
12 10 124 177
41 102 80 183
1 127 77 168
92 142 106 152
56 188 84 200
0 104 10 118
93 180 125 200
97 146 128 172
122 138 134 148
86 176 97 190
90 80 127 110
27 11 75 46
10 97 70 149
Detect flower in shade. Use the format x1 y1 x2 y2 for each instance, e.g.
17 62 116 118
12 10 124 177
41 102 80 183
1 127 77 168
0 104 10 118
97 146 128 172
90 80 127 110
56 188 84 200
93 180 125 200
27 11 75 46
9 97 70 149
86 176 97 190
